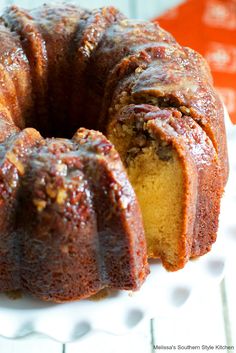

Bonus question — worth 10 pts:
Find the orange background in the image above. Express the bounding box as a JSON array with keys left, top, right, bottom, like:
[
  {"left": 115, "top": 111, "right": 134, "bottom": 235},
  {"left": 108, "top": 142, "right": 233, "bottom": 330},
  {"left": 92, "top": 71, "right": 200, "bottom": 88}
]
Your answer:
[{"left": 154, "top": 0, "right": 236, "bottom": 124}]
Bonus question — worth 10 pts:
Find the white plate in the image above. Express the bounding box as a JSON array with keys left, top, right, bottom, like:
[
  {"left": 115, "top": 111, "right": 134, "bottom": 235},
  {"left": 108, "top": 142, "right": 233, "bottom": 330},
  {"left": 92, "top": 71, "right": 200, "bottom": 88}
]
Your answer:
[{"left": 0, "top": 109, "right": 235, "bottom": 343}]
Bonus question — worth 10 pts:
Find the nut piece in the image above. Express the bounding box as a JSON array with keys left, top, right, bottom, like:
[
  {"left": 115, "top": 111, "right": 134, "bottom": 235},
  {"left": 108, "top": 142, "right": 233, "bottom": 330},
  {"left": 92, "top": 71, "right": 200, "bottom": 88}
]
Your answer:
[
  {"left": 179, "top": 106, "right": 191, "bottom": 115},
  {"left": 157, "top": 143, "right": 173, "bottom": 161},
  {"left": 135, "top": 67, "right": 143, "bottom": 74},
  {"left": 126, "top": 147, "right": 140, "bottom": 165},
  {"left": 7, "top": 152, "right": 25, "bottom": 175},
  {"left": 46, "top": 184, "right": 57, "bottom": 198},
  {"left": 133, "top": 133, "right": 147, "bottom": 147},
  {"left": 56, "top": 189, "right": 67, "bottom": 204},
  {"left": 56, "top": 163, "right": 67, "bottom": 175},
  {"left": 33, "top": 199, "right": 47, "bottom": 212}
]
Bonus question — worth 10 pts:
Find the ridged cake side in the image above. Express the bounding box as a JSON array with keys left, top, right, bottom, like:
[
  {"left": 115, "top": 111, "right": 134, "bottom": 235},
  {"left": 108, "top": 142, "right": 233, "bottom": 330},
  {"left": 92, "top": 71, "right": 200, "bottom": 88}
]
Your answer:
[
  {"left": 0, "top": 129, "right": 42, "bottom": 290},
  {"left": 15, "top": 129, "right": 148, "bottom": 302}
]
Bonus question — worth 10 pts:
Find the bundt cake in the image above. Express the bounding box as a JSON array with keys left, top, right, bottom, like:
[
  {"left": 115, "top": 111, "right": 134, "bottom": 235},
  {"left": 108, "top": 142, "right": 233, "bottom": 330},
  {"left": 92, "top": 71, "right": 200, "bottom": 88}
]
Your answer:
[{"left": 0, "top": 3, "right": 228, "bottom": 301}]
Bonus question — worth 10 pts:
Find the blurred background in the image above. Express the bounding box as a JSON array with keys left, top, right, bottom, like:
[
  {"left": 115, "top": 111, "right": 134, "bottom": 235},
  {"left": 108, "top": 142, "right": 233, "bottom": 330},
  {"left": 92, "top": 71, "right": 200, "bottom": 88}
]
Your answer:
[{"left": 0, "top": 0, "right": 235, "bottom": 352}]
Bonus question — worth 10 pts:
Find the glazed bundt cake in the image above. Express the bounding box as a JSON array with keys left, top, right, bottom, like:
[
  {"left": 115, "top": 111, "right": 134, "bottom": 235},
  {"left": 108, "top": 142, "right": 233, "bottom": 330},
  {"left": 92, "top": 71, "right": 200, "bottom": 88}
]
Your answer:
[{"left": 0, "top": 3, "right": 228, "bottom": 301}]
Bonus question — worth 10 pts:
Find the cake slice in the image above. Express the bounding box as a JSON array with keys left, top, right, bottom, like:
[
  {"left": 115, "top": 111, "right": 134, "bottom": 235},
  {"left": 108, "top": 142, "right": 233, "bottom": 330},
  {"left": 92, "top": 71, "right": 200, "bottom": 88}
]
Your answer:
[{"left": 108, "top": 104, "right": 222, "bottom": 270}]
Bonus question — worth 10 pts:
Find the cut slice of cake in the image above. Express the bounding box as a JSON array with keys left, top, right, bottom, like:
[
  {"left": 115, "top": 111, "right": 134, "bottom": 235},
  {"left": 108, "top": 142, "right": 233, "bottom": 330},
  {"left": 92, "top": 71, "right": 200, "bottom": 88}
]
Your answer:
[{"left": 108, "top": 104, "right": 222, "bottom": 270}]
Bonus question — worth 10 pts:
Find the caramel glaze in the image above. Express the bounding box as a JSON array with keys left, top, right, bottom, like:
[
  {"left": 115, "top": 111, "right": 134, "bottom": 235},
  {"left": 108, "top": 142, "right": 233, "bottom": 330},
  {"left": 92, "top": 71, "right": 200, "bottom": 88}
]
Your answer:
[
  {"left": 0, "top": 3, "right": 228, "bottom": 300},
  {"left": 93, "top": 21, "right": 228, "bottom": 185}
]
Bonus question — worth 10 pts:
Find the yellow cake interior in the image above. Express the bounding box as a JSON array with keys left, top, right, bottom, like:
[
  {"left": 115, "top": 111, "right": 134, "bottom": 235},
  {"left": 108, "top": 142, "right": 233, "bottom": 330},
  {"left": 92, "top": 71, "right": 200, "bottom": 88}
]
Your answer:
[{"left": 109, "top": 121, "right": 185, "bottom": 270}]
